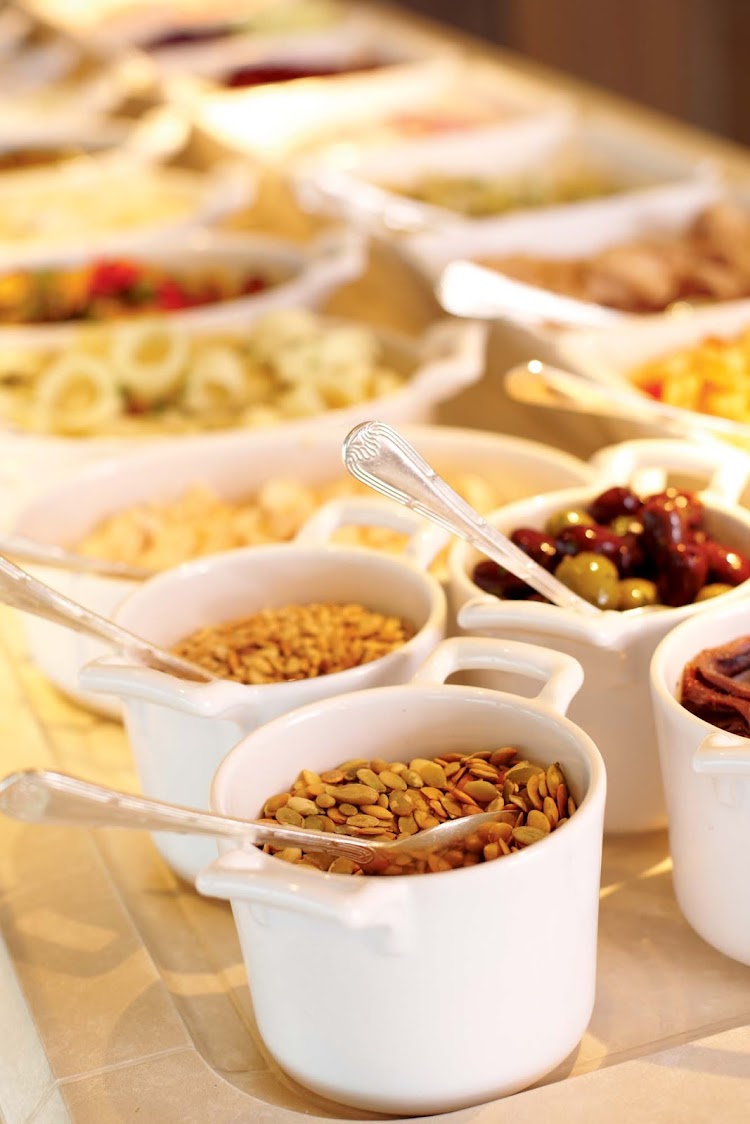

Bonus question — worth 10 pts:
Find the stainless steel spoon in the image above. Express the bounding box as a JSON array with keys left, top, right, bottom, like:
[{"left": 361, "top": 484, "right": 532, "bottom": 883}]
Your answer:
[
  {"left": 342, "top": 420, "right": 601, "bottom": 616},
  {"left": 437, "top": 260, "right": 624, "bottom": 328},
  {"left": 0, "top": 533, "right": 153, "bottom": 580},
  {"left": 504, "top": 359, "right": 745, "bottom": 441},
  {"left": 0, "top": 555, "right": 214, "bottom": 682},
  {"left": 0, "top": 769, "right": 514, "bottom": 868}
]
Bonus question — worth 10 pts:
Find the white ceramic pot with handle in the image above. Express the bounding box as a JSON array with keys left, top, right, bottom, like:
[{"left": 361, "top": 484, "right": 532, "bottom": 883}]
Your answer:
[
  {"left": 451, "top": 440, "right": 750, "bottom": 833},
  {"left": 651, "top": 598, "right": 750, "bottom": 965},
  {"left": 197, "top": 636, "right": 606, "bottom": 1116},
  {"left": 79, "top": 498, "right": 448, "bottom": 882}
]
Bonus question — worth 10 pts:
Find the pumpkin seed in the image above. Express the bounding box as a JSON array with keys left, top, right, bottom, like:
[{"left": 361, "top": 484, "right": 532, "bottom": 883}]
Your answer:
[
  {"left": 512, "top": 825, "right": 546, "bottom": 846},
  {"left": 527, "top": 809, "right": 552, "bottom": 834},
  {"left": 356, "top": 768, "right": 386, "bottom": 792}
]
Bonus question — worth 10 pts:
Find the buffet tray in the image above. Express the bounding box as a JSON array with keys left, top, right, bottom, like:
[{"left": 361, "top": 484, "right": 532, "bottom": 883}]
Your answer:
[{"left": 1, "top": 601, "right": 749, "bottom": 1124}]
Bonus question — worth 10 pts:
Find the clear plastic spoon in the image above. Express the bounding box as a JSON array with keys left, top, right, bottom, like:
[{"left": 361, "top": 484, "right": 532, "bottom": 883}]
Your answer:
[
  {"left": 0, "top": 555, "right": 214, "bottom": 681},
  {"left": 0, "top": 769, "right": 516, "bottom": 868},
  {"left": 342, "top": 420, "right": 601, "bottom": 616}
]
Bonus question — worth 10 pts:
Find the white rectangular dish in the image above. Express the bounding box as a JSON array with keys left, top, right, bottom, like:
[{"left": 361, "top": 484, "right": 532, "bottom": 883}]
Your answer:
[
  {"left": 408, "top": 176, "right": 729, "bottom": 359},
  {"left": 556, "top": 299, "right": 750, "bottom": 444},
  {"left": 293, "top": 111, "right": 712, "bottom": 235}
]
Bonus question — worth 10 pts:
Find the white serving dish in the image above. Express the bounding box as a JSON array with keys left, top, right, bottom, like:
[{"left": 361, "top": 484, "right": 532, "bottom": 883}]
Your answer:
[
  {"left": 557, "top": 299, "right": 750, "bottom": 446},
  {"left": 0, "top": 317, "right": 486, "bottom": 523},
  {"left": 0, "top": 226, "right": 364, "bottom": 346},
  {"left": 0, "top": 152, "right": 253, "bottom": 269},
  {"left": 198, "top": 635, "right": 605, "bottom": 1114},
  {"left": 293, "top": 111, "right": 712, "bottom": 235},
  {"left": 0, "top": 104, "right": 189, "bottom": 177},
  {"left": 170, "top": 37, "right": 464, "bottom": 161},
  {"left": 450, "top": 440, "right": 750, "bottom": 834},
  {"left": 11, "top": 421, "right": 592, "bottom": 712},
  {"left": 78, "top": 502, "right": 449, "bottom": 881},
  {"left": 651, "top": 598, "right": 750, "bottom": 966},
  {"left": 408, "top": 176, "right": 726, "bottom": 352}
]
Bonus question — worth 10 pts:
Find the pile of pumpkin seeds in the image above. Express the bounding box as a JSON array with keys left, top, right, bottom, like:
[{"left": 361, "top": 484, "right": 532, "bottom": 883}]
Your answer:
[{"left": 257, "top": 748, "right": 577, "bottom": 876}]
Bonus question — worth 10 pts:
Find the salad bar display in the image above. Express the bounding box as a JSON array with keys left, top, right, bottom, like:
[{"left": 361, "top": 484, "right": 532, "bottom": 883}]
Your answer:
[{"left": 0, "top": 2, "right": 748, "bottom": 1123}]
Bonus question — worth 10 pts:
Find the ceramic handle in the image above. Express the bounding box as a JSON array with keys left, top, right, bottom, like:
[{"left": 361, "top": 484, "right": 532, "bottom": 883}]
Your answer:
[
  {"left": 457, "top": 595, "right": 622, "bottom": 652},
  {"left": 592, "top": 438, "right": 750, "bottom": 504},
  {"left": 692, "top": 730, "right": 750, "bottom": 776},
  {"left": 196, "top": 850, "right": 415, "bottom": 956},
  {"left": 78, "top": 658, "right": 254, "bottom": 723},
  {"left": 292, "top": 496, "right": 448, "bottom": 570},
  {"left": 411, "top": 636, "right": 584, "bottom": 714},
  {"left": 411, "top": 318, "right": 488, "bottom": 399}
]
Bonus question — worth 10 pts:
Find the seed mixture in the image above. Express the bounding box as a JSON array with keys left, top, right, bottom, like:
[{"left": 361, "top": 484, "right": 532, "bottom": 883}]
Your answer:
[
  {"left": 259, "top": 748, "right": 576, "bottom": 875},
  {"left": 171, "top": 602, "right": 415, "bottom": 685},
  {"left": 74, "top": 470, "right": 503, "bottom": 573}
]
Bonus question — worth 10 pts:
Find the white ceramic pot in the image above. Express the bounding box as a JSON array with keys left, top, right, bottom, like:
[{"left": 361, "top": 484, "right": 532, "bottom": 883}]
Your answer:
[
  {"left": 79, "top": 499, "right": 448, "bottom": 882},
  {"left": 197, "top": 635, "right": 606, "bottom": 1116},
  {"left": 451, "top": 441, "right": 750, "bottom": 833},
  {"left": 12, "top": 421, "right": 591, "bottom": 712},
  {"left": 651, "top": 599, "right": 750, "bottom": 965}
]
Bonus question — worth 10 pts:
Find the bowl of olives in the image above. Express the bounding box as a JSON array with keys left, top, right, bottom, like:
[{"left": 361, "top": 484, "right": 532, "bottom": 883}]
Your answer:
[{"left": 450, "top": 442, "right": 750, "bottom": 833}]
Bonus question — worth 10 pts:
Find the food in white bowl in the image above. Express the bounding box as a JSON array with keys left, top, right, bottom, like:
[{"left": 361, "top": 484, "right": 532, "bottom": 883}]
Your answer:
[
  {"left": 558, "top": 300, "right": 750, "bottom": 447},
  {"left": 0, "top": 309, "right": 419, "bottom": 437},
  {"left": 0, "top": 158, "right": 252, "bottom": 268},
  {"left": 651, "top": 600, "right": 750, "bottom": 965},
  {"left": 77, "top": 508, "right": 449, "bottom": 879},
  {"left": 10, "top": 423, "right": 592, "bottom": 711},
  {"left": 257, "top": 743, "right": 577, "bottom": 876},
  {"left": 451, "top": 440, "right": 750, "bottom": 833},
  {"left": 198, "top": 635, "right": 605, "bottom": 1113},
  {"left": 295, "top": 111, "right": 704, "bottom": 232}
]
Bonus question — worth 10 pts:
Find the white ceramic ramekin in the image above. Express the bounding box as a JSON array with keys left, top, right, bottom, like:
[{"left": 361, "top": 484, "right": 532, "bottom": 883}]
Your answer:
[
  {"left": 12, "top": 421, "right": 591, "bottom": 711},
  {"left": 79, "top": 499, "right": 448, "bottom": 882},
  {"left": 651, "top": 599, "right": 750, "bottom": 965},
  {"left": 451, "top": 440, "right": 750, "bottom": 833},
  {"left": 197, "top": 635, "right": 605, "bottom": 1116}
]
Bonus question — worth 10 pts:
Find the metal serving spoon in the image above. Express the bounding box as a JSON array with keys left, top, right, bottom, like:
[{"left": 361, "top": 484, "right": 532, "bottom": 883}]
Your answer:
[
  {"left": 342, "top": 420, "right": 600, "bottom": 616},
  {"left": 437, "top": 260, "right": 623, "bottom": 328},
  {"left": 0, "top": 769, "right": 513, "bottom": 868},
  {"left": 0, "top": 533, "right": 153, "bottom": 580},
  {"left": 504, "top": 359, "right": 747, "bottom": 442},
  {"left": 0, "top": 556, "right": 213, "bottom": 682}
]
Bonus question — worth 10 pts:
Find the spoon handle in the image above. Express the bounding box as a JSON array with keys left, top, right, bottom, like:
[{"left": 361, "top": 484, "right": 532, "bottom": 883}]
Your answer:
[
  {"left": 343, "top": 421, "right": 600, "bottom": 615},
  {"left": 504, "top": 360, "right": 750, "bottom": 445},
  {"left": 0, "top": 556, "right": 213, "bottom": 681},
  {"left": 0, "top": 532, "right": 154, "bottom": 580},
  {"left": 0, "top": 769, "right": 376, "bottom": 862}
]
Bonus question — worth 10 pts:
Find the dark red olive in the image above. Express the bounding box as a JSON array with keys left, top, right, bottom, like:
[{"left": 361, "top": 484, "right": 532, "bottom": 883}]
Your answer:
[
  {"left": 588, "top": 486, "right": 642, "bottom": 524},
  {"left": 472, "top": 559, "right": 532, "bottom": 600},
  {"left": 510, "top": 527, "right": 558, "bottom": 571},
  {"left": 704, "top": 540, "right": 750, "bottom": 586},
  {"left": 664, "top": 488, "right": 703, "bottom": 529},
  {"left": 556, "top": 524, "right": 642, "bottom": 576},
  {"left": 656, "top": 543, "right": 709, "bottom": 606},
  {"left": 640, "top": 495, "right": 688, "bottom": 560}
]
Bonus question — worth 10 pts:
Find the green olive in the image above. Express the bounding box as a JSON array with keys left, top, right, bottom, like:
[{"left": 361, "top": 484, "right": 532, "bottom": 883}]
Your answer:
[
  {"left": 617, "top": 578, "right": 659, "bottom": 611},
  {"left": 694, "top": 583, "right": 734, "bottom": 602},
  {"left": 610, "top": 515, "right": 643, "bottom": 537},
  {"left": 545, "top": 507, "right": 596, "bottom": 538},
  {"left": 554, "top": 552, "right": 620, "bottom": 609}
]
